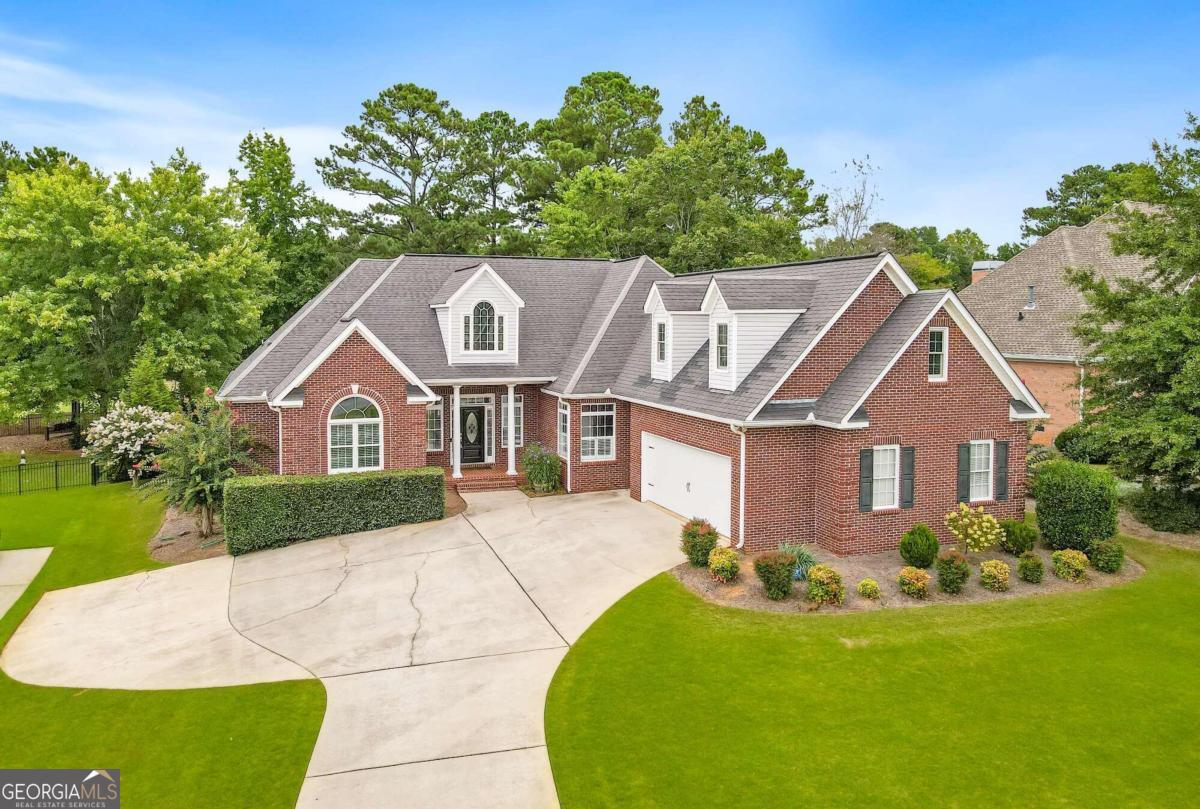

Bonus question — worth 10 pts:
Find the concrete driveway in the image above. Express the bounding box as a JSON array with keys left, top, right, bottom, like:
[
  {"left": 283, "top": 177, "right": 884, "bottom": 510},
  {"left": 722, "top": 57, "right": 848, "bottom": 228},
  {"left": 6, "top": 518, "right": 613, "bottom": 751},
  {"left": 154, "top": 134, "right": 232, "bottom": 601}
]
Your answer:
[{"left": 2, "top": 489, "right": 683, "bottom": 807}]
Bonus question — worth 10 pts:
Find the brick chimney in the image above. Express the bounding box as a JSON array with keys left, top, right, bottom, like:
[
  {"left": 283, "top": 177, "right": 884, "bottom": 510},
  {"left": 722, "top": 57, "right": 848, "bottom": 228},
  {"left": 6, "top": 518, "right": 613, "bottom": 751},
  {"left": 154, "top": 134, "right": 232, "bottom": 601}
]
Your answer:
[{"left": 971, "top": 260, "right": 1004, "bottom": 284}]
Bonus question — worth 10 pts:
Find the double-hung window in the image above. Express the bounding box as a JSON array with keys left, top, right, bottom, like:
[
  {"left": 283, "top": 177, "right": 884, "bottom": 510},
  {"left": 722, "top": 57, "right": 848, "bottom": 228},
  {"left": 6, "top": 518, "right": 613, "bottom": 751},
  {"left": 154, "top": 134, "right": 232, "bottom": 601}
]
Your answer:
[
  {"left": 655, "top": 321, "right": 667, "bottom": 363},
  {"left": 500, "top": 394, "right": 524, "bottom": 447},
  {"left": 580, "top": 403, "right": 615, "bottom": 461},
  {"left": 715, "top": 322, "right": 730, "bottom": 370},
  {"left": 329, "top": 395, "right": 382, "bottom": 472},
  {"left": 425, "top": 401, "right": 443, "bottom": 452},
  {"left": 871, "top": 444, "right": 900, "bottom": 510},
  {"left": 969, "top": 439, "right": 993, "bottom": 501},
  {"left": 928, "top": 327, "right": 948, "bottom": 381},
  {"left": 557, "top": 400, "right": 569, "bottom": 458}
]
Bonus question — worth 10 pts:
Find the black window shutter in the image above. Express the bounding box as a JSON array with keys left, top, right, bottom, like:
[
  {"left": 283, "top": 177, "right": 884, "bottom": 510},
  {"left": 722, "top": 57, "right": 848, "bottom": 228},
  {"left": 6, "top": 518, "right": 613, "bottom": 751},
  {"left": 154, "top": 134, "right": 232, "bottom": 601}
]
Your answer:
[
  {"left": 858, "top": 448, "right": 873, "bottom": 512},
  {"left": 995, "top": 440, "right": 1009, "bottom": 501},
  {"left": 901, "top": 447, "right": 915, "bottom": 509},
  {"left": 956, "top": 443, "right": 971, "bottom": 504}
]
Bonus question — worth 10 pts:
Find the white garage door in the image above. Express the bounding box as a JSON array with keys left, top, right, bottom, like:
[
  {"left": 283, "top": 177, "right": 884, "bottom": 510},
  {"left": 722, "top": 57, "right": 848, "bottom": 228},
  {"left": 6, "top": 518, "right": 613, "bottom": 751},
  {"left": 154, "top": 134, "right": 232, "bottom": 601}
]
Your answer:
[{"left": 640, "top": 432, "right": 732, "bottom": 537}]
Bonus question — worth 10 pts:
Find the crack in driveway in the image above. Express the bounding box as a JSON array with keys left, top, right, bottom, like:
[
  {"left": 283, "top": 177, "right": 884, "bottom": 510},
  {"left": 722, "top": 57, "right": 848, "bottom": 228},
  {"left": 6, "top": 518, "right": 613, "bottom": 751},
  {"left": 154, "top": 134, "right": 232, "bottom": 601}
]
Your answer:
[
  {"left": 238, "top": 537, "right": 353, "bottom": 632},
  {"left": 405, "top": 554, "right": 430, "bottom": 666}
]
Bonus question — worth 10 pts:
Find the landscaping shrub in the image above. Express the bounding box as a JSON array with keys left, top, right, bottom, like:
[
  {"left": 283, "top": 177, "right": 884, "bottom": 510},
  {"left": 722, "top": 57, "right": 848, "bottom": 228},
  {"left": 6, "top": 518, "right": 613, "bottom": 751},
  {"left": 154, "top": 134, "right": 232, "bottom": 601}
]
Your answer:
[
  {"left": 935, "top": 549, "right": 971, "bottom": 594},
  {"left": 1054, "top": 422, "right": 1111, "bottom": 464},
  {"left": 778, "top": 542, "right": 816, "bottom": 580},
  {"left": 999, "top": 519, "right": 1038, "bottom": 555},
  {"left": 1017, "top": 552, "right": 1044, "bottom": 583},
  {"left": 754, "top": 552, "right": 798, "bottom": 600},
  {"left": 857, "top": 578, "right": 881, "bottom": 600},
  {"left": 806, "top": 564, "right": 846, "bottom": 606},
  {"left": 898, "top": 566, "right": 930, "bottom": 599},
  {"left": 1124, "top": 485, "right": 1200, "bottom": 533},
  {"left": 1090, "top": 539, "right": 1125, "bottom": 574},
  {"left": 223, "top": 468, "right": 445, "bottom": 555},
  {"left": 945, "top": 503, "right": 1003, "bottom": 555},
  {"left": 899, "top": 523, "right": 939, "bottom": 568},
  {"left": 520, "top": 443, "right": 561, "bottom": 492},
  {"left": 707, "top": 547, "right": 740, "bottom": 583},
  {"left": 681, "top": 519, "right": 720, "bottom": 567},
  {"left": 1034, "top": 460, "right": 1118, "bottom": 551},
  {"left": 979, "top": 559, "right": 1011, "bottom": 592},
  {"left": 1052, "top": 549, "right": 1089, "bottom": 582}
]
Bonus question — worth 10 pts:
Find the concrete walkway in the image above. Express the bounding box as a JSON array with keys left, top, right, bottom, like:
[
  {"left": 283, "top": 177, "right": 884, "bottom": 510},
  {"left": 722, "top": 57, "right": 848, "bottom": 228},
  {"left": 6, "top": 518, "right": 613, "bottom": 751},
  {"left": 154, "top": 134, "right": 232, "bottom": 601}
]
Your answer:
[
  {"left": 1, "top": 489, "right": 683, "bottom": 808},
  {"left": 0, "top": 547, "right": 52, "bottom": 618}
]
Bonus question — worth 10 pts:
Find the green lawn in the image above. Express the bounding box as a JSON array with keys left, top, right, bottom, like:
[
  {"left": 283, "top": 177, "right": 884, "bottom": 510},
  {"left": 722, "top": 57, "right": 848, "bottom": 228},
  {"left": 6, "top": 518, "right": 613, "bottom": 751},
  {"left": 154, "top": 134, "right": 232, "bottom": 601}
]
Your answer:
[
  {"left": 0, "top": 449, "right": 79, "bottom": 465},
  {"left": 547, "top": 538, "right": 1200, "bottom": 808},
  {"left": 0, "top": 484, "right": 326, "bottom": 808}
]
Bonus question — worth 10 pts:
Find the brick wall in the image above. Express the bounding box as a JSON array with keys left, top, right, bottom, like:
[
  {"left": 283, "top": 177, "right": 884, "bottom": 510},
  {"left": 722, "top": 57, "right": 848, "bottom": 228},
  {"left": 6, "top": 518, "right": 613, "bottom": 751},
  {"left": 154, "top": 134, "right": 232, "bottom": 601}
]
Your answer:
[
  {"left": 229, "top": 401, "right": 279, "bottom": 473},
  {"left": 628, "top": 403, "right": 742, "bottom": 545},
  {"left": 772, "top": 272, "right": 904, "bottom": 400},
  {"left": 743, "top": 426, "right": 812, "bottom": 550},
  {"left": 427, "top": 384, "right": 544, "bottom": 472},
  {"left": 1010, "top": 359, "right": 1077, "bottom": 445},
  {"left": 567, "top": 398, "right": 630, "bottom": 492}
]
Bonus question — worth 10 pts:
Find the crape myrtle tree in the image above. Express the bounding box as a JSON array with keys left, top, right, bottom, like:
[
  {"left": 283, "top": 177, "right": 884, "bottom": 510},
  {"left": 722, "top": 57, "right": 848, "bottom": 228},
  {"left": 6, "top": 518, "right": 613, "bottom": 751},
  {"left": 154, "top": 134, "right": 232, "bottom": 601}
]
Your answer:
[
  {"left": 0, "top": 151, "right": 273, "bottom": 419},
  {"left": 1070, "top": 113, "right": 1200, "bottom": 494}
]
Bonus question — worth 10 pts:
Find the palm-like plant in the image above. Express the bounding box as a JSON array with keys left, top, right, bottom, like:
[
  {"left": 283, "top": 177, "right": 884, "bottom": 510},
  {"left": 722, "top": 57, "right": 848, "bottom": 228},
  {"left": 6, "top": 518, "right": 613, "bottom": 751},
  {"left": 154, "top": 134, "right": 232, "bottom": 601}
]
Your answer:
[{"left": 147, "top": 393, "right": 258, "bottom": 537}]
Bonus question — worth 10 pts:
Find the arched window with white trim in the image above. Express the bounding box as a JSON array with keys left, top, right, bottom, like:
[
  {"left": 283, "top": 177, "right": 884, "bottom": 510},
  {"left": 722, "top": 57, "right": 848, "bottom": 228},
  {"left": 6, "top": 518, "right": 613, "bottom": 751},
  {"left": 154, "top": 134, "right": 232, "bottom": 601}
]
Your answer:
[
  {"left": 328, "top": 395, "right": 382, "bottom": 472},
  {"left": 463, "top": 301, "right": 504, "bottom": 352}
]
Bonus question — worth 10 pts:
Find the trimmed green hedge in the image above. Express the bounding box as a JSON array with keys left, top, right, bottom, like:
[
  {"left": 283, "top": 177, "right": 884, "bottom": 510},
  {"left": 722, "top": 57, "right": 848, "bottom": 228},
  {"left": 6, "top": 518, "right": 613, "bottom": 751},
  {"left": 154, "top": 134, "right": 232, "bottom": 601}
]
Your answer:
[
  {"left": 1033, "top": 460, "right": 1117, "bottom": 552},
  {"left": 223, "top": 468, "right": 445, "bottom": 555}
]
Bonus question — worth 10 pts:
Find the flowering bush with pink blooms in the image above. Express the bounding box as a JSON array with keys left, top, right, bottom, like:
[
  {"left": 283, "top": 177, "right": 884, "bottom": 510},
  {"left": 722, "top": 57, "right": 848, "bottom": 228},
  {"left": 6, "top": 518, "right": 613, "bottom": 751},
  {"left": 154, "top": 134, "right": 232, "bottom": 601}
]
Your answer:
[{"left": 83, "top": 401, "right": 178, "bottom": 483}]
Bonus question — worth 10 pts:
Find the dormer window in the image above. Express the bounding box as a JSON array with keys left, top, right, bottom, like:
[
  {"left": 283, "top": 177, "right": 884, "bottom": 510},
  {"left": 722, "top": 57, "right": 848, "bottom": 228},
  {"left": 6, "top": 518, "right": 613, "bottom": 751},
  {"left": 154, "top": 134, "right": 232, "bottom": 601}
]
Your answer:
[
  {"left": 715, "top": 322, "right": 730, "bottom": 370},
  {"left": 655, "top": 321, "right": 667, "bottom": 362},
  {"left": 463, "top": 301, "right": 505, "bottom": 352}
]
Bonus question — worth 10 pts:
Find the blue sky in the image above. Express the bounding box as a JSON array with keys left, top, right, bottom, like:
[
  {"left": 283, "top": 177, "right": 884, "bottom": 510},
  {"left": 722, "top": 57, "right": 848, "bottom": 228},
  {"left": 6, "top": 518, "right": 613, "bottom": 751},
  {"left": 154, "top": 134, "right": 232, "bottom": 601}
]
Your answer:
[{"left": 1, "top": 1, "right": 1198, "bottom": 246}]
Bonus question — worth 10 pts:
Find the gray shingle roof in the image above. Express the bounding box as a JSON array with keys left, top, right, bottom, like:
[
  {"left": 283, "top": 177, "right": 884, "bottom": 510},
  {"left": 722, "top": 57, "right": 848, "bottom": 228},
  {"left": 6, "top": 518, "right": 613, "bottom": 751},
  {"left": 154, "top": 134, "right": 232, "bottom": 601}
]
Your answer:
[
  {"left": 811, "top": 291, "right": 947, "bottom": 422},
  {"left": 654, "top": 281, "right": 707, "bottom": 312},
  {"left": 711, "top": 277, "right": 817, "bottom": 310},
  {"left": 959, "top": 210, "right": 1152, "bottom": 360}
]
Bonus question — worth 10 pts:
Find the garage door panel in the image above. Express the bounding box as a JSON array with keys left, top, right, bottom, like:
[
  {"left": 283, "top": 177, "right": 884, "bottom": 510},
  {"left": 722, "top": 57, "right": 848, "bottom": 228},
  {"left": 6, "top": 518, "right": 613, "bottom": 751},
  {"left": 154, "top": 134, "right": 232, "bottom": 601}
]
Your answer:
[{"left": 641, "top": 432, "right": 732, "bottom": 537}]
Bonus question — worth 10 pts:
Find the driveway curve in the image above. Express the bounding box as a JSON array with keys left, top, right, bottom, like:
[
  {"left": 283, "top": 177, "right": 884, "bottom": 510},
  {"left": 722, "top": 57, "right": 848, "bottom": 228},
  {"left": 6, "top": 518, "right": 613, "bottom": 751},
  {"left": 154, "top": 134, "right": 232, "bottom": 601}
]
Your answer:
[{"left": 1, "top": 489, "right": 683, "bottom": 808}]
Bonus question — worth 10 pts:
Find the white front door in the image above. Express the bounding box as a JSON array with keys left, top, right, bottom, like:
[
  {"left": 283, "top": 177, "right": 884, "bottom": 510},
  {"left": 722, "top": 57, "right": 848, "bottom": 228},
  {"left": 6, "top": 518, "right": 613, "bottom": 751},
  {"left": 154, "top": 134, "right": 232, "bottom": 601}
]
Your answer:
[{"left": 640, "top": 432, "right": 732, "bottom": 537}]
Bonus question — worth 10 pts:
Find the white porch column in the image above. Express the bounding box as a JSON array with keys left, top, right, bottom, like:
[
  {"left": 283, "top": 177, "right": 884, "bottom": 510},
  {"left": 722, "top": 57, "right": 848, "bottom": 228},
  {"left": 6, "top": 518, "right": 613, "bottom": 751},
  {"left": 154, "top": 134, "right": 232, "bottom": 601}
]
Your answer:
[
  {"left": 506, "top": 383, "right": 517, "bottom": 476},
  {"left": 452, "top": 385, "right": 463, "bottom": 479}
]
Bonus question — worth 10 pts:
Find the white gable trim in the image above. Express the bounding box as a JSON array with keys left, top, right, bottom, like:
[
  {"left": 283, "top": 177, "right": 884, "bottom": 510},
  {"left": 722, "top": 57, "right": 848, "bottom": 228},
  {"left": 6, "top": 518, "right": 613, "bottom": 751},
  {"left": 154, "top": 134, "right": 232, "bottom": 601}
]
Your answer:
[
  {"left": 700, "top": 278, "right": 726, "bottom": 314},
  {"left": 436, "top": 263, "right": 526, "bottom": 309},
  {"left": 836, "top": 292, "right": 1048, "bottom": 424},
  {"left": 746, "top": 253, "right": 916, "bottom": 420},
  {"left": 269, "top": 319, "right": 435, "bottom": 406}
]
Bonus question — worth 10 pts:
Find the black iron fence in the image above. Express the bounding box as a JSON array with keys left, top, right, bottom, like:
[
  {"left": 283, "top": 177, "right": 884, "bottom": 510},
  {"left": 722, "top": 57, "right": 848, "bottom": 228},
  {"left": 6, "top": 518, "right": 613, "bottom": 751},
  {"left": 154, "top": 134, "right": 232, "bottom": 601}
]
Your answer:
[{"left": 0, "top": 458, "right": 100, "bottom": 496}]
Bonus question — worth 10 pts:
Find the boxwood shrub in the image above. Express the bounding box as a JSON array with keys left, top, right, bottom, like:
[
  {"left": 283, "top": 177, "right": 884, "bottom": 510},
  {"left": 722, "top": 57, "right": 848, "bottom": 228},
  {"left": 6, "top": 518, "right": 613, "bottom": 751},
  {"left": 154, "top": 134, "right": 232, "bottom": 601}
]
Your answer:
[
  {"left": 1090, "top": 538, "right": 1125, "bottom": 574},
  {"left": 754, "top": 551, "right": 798, "bottom": 600},
  {"left": 1033, "top": 460, "right": 1118, "bottom": 552},
  {"left": 899, "top": 523, "right": 939, "bottom": 568},
  {"left": 999, "top": 519, "right": 1038, "bottom": 555},
  {"left": 935, "top": 549, "right": 971, "bottom": 594},
  {"left": 223, "top": 468, "right": 445, "bottom": 555},
  {"left": 1017, "top": 551, "right": 1044, "bottom": 583}
]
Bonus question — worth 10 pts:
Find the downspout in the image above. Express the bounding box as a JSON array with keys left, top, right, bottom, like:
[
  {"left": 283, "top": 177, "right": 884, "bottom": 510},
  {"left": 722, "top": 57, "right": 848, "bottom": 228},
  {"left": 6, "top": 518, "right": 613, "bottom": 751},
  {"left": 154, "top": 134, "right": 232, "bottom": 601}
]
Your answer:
[
  {"left": 1076, "top": 360, "right": 1085, "bottom": 422},
  {"left": 731, "top": 425, "right": 747, "bottom": 549},
  {"left": 266, "top": 392, "right": 284, "bottom": 474}
]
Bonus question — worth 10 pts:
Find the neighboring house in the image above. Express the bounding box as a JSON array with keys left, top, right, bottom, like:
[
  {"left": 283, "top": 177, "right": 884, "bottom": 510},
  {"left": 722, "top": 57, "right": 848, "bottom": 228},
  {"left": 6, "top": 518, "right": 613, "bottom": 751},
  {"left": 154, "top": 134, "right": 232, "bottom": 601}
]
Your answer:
[
  {"left": 218, "top": 252, "right": 1045, "bottom": 555},
  {"left": 960, "top": 207, "right": 1152, "bottom": 444}
]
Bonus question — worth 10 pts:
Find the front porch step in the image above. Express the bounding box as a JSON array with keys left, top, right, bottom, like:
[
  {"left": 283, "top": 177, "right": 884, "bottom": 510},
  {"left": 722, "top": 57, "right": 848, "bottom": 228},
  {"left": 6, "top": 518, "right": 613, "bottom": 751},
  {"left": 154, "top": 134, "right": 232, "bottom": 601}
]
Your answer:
[{"left": 446, "top": 471, "right": 525, "bottom": 493}]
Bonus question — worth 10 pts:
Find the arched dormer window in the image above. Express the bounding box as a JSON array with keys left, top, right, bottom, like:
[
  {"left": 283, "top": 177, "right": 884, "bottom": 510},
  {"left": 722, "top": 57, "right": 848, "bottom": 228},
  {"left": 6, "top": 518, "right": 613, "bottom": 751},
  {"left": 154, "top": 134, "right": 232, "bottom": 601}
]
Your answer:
[
  {"left": 462, "top": 301, "right": 505, "bottom": 352},
  {"left": 328, "top": 395, "right": 382, "bottom": 472}
]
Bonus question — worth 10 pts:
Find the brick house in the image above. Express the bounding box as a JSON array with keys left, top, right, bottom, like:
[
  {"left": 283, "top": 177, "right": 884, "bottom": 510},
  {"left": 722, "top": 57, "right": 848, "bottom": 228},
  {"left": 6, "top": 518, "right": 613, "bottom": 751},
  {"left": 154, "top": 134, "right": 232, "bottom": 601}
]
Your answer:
[
  {"left": 218, "top": 252, "right": 1046, "bottom": 554},
  {"left": 960, "top": 206, "right": 1153, "bottom": 444}
]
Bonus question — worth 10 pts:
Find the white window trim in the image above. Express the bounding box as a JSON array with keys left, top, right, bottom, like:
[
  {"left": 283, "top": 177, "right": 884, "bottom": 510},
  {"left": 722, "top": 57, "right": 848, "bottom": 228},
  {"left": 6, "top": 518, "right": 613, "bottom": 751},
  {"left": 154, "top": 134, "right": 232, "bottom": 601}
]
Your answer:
[
  {"left": 458, "top": 394, "right": 495, "bottom": 463},
  {"left": 557, "top": 399, "right": 570, "bottom": 459},
  {"left": 463, "top": 300, "right": 507, "bottom": 354},
  {"left": 653, "top": 318, "right": 669, "bottom": 366},
  {"left": 871, "top": 444, "right": 901, "bottom": 511},
  {"left": 928, "top": 326, "right": 948, "bottom": 382},
  {"left": 328, "top": 395, "right": 383, "bottom": 474},
  {"left": 969, "top": 439, "right": 994, "bottom": 502},
  {"left": 580, "top": 403, "right": 616, "bottom": 462},
  {"left": 500, "top": 394, "right": 524, "bottom": 448},
  {"left": 426, "top": 400, "right": 443, "bottom": 452},
  {"left": 715, "top": 321, "right": 731, "bottom": 370}
]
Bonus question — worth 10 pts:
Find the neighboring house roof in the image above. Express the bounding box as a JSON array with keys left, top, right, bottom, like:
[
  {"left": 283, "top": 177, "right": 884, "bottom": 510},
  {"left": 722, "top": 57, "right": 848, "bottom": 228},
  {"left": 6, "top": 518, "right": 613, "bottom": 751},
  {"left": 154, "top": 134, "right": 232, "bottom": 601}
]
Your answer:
[
  {"left": 959, "top": 209, "right": 1153, "bottom": 360},
  {"left": 220, "top": 249, "right": 1044, "bottom": 426}
]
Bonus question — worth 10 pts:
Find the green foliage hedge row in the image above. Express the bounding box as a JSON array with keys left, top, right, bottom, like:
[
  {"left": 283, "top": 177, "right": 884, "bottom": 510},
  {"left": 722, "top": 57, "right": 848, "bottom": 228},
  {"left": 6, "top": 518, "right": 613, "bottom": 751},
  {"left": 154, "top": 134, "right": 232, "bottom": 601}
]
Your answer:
[
  {"left": 223, "top": 468, "right": 445, "bottom": 555},
  {"left": 1053, "top": 422, "right": 1111, "bottom": 464},
  {"left": 1033, "top": 460, "right": 1118, "bottom": 551}
]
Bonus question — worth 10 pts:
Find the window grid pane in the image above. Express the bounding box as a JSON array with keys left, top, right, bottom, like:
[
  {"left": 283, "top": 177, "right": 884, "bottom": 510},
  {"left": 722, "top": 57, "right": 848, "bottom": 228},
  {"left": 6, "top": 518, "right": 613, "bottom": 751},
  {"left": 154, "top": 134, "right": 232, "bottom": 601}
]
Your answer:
[
  {"left": 501, "top": 396, "right": 523, "bottom": 448},
  {"left": 928, "top": 330, "right": 945, "bottom": 377},
  {"left": 872, "top": 446, "right": 898, "bottom": 509},
  {"left": 472, "top": 302, "right": 495, "bottom": 351},
  {"left": 970, "top": 442, "right": 992, "bottom": 500},
  {"left": 426, "top": 405, "right": 442, "bottom": 451},
  {"left": 557, "top": 402, "right": 569, "bottom": 457},
  {"left": 716, "top": 323, "right": 729, "bottom": 369},
  {"left": 497, "top": 316, "right": 505, "bottom": 351},
  {"left": 656, "top": 322, "right": 667, "bottom": 362},
  {"left": 580, "top": 405, "right": 615, "bottom": 460}
]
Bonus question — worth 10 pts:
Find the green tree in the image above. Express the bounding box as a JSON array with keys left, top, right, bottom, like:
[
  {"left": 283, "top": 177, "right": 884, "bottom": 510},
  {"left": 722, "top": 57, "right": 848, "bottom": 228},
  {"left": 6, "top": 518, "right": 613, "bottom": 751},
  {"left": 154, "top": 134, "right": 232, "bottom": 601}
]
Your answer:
[
  {"left": 121, "top": 347, "right": 180, "bottom": 412},
  {"left": 461, "top": 111, "right": 536, "bottom": 253},
  {"left": 232, "top": 131, "right": 337, "bottom": 331},
  {"left": 1071, "top": 114, "right": 1200, "bottom": 493},
  {"left": 1022, "top": 162, "right": 1163, "bottom": 238},
  {"left": 995, "top": 241, "right": 1025, "bottom": 261},
  {"left": 937, "top": 228, "right": 990, "bottom": 289},
  {"left": 0, "top": 152, "right": 273, "bottom": 417},
  {"left": 0, "top": 142, "right": 80, "bottom": 193},
  {"left": 896, "top": 252, "right": 953, "bottom": 289},
  {"left": 317, "top": 83, "right": 473, "bottom": 252},
  {"left": 520, "top": 71, "right": 663, "bottom": 215},
  {"left": 149, "top": 395, "right": 257, "bottom": 537}
]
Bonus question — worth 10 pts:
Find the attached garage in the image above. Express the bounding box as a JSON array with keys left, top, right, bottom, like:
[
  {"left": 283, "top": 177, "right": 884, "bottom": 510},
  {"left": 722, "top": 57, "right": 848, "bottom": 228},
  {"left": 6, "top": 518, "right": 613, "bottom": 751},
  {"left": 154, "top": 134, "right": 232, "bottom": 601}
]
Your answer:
[{"left": 640, "top": 432, "right": 732, "bottom": 537}]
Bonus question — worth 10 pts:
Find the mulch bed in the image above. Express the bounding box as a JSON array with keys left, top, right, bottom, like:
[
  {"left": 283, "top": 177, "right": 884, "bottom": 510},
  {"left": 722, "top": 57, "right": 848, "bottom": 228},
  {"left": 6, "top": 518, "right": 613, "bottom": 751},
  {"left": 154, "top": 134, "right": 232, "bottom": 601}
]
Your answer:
[
  {"left": 445, "top": 486, "right": 468, "bottom": 517},
  {"left": 1117, "top": 509, "right": 1200, "bottom": 551},
  {"left": 674, "top": 543, "right": 1144, "bottom": 614},
  {"left": 148, "top": 506, "right": 228, "bottom": 564}
]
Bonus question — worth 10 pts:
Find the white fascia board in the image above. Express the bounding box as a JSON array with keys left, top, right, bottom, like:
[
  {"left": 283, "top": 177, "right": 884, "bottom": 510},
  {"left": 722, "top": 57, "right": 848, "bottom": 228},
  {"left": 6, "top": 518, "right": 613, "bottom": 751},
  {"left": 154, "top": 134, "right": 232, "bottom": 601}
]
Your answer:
[
  {"left": 429, "top": 376, "right": 555, "bottom": 385},
  {"left": 700, "top": 278, "right": 725, "bottom": 314},
  {"left": 219, "top": 394, "right": 267, "bottom": 403},
  {"left": 1005, "top": 352, "right": 1079, "bottom": 364},
  {"left": 269, "top": 319, "right": 435, "bottom": 406},
  {"left": 612, "top": 393, "right": 741, "bottom": 426},
  {"left": 219, "top": 258, "right": 366, "bottom": 397},
  {"left": 442, "top": 263, "right": 526, "bottom": 309},
  {"left": 1009, "top": 406, "right": 1046, "bottom": 421},
  {"left": 643, "top": 284, "right": 663, "bottom": 314},
  {"left": 746, "top": 258, "right": 897, "bottom": 420},
  {"left": 876, "top": 252, "right": 920, "bottom": 295}
]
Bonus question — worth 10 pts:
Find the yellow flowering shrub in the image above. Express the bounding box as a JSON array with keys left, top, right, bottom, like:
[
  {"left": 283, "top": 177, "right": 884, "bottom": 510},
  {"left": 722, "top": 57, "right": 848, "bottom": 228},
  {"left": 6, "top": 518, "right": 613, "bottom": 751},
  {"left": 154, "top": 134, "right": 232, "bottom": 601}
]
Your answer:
[
  {"left": 945, "top": 503, "right": 1004, "bottom": 554},
  {"left": 898, "top": 566, "right": 930, "bottom": 598}
]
